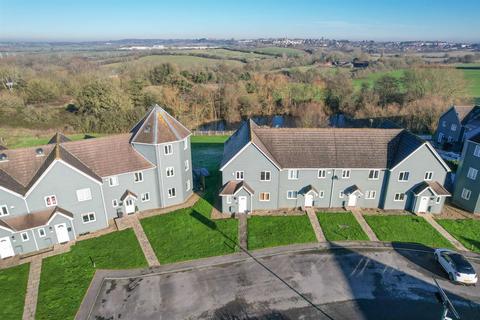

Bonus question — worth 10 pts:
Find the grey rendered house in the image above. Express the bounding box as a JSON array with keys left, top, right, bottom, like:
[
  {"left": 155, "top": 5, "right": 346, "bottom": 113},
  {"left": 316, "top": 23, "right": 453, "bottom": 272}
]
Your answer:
[
  {"left": 433, "top": 105, "right": 480, "bottom": 151},
  {"left": 219, "top": 120, "right": 451, "bottom": 215},
  {"left": 453, "top": 133, "right": 480, "bottom": 214},
  {"left": 0, "top": 105, "right": 193, "bottom": 258}
]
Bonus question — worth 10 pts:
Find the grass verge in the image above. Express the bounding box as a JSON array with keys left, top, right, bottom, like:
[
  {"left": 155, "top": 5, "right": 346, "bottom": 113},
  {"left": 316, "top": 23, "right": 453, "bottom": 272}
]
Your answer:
[
  {"left": 437, "top": 219, "right": 480, "bottom": 253},
  {"left": 364, "top": 215, "right": 453, "bottom": 248},
  {"left": 0, "top": 263, "right": 30, "bottom": 320},
  {"left": 317, "top": 212, "right": 369, "bottom": 241},
  {"left": 36, "top": 229, "right": 147, "bottom": 320},
  {"left": 141, "top": 198, "right": 238, "bottom": 264},
  {"left": 247, "top": 215, "right": 316, "bottom": 250}
]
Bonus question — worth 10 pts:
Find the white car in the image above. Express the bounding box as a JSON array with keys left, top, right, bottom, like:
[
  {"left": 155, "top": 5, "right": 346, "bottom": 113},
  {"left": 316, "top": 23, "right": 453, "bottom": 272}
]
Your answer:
[{"left": 434, "top": 248, "right": 477, "bottom": 285}]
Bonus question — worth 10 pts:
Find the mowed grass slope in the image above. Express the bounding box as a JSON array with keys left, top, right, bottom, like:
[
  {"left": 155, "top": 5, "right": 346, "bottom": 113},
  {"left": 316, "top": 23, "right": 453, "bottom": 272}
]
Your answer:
[
  {"left": 248, "top": 215, "right": 316, "bottom": 250},
  {"left": 437, "top": 219, "right": 480, "bottom": 253},
  {"left": 0, "top": 263, "right": 30, "bottom": 320},
  {"left": 364, "top": 215, "right": 453, "bottom": 248},
  {"left": 254, "top": 47, "right": 305, "bottom": 57},
  {"left": 317, "top": 212, "right": 369, "bottom": 241},
  {"left": 141, "top": 198, "right": 238, "bottom": 264},
  {"left": 36, "top": 229, "right": 147, "bottom": 320}
]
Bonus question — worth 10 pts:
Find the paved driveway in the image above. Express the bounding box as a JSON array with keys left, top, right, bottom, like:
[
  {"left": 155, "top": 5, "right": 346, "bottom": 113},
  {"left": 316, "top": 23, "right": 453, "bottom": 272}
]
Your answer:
[{"left": 83, "top": 245, "right": 480, "bottom": 320}]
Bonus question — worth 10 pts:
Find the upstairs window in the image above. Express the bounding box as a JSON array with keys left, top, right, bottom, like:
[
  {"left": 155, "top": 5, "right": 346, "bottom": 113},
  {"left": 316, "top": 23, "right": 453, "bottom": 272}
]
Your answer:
[
  {"left": 318, "top": 169, "right": 326, "bottom": 179},
  {"left": 442, "top": 121, "right": 447, "bottom": 128},
  {"left": 260, "top": 171, "right": 271, "bottom": 181},
  {"left": 184, "top": 138, "right": 188, "bottom": 150},
  {"left": 134, "top": 171, "right": 143, "bottom": 183},
  {"left": 341, "top": 169, "right": 351, "bottom": 179},
  {"left": 168, "top": 188, "right": 176, "bottom": 198},
  {"left": 368, "top": 170, "right": 379, "bottom": 180},
  {"left": 451, "top": 124, "right": 457, "bottom": 131},
  {"left": 166, "top": 167, "right": 175, "bottom": 177},
  {"left": 424, "top": 171, "right": 433, "bottom": 181},
  {"left": 288, "top": 169, "right": 299, "bottom": 180},
  {"left": 45, "top": 195, "right": 57, "bottom": 207},
  {"left": 235, "top": 171, "right": 244, "bottom": 180},
  {"left": 467, "top": 167, "right": 478, "bottom": 180},
  {"left": 76, "top": 188, "right": 92, "bottom": 202},
  {"left": 398, "top": 171, "right": 410, "bottom": 182},
  {"left": 108, "top": 176, "right": 119, "bottom": 187},
  {"left": 0, "top": 205, "right": 9, "bottom": 216},
  {"left": 474, "top": 145, "right": 480, "bottom": 157},
  {"left": 164, "top": 144, "right": 173, "bottom": 155}
]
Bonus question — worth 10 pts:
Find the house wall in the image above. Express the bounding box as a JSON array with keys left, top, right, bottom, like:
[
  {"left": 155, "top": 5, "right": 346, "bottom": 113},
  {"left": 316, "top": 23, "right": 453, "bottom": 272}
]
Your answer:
[
  {"left": 0, "top": 189, "right": 28, "bottom": 216},
  {"left": 434, "top": 109, "right": 463, "bottom": 146},
  {"left": 453, "top": 140, "right": 480, "bottom": 213}
]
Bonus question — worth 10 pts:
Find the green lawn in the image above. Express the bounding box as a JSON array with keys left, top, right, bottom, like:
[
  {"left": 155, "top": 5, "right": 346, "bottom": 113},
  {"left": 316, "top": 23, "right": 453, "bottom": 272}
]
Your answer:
[
  {"left": 191, "top": 135, "right": 230, "bottom": 144},
  {"left": 141, "top": 198, "right": 238, "bottom": 264},
  {"left": 0, "top": 263, "right": 30, "bottom": 320},
  {"left": 247, "top": 215, "right": 316, "bottom": 250},
  {"left": 36, "top": 229, "right": 147, "bottom": 320},
  {"left": 317, "top": 212, "right": 369, "bottom": 241},
  {"left": 461, "top": 69, "right": 480, "bottom": 103},
  {"left": 364, "top": 215, "right": 453, "bottom": 248},
  {"left": 353, "top": 69, "right": 406, "bottom": 91},
  {"left": 437, "top": 219, "right": 480, "bottom": 253},
  {"left": 5, "top": 132, "right": 106, "bottom": 149}
]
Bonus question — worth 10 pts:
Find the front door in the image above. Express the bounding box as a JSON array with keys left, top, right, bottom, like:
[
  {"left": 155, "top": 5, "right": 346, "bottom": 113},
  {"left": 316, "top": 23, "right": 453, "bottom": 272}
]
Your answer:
[
  {"left": 238, "top": 196, "right": 247, "bottom": 213},
  {"left": 54, "top": 223, "right": 70, "bottom": 244},
  {"left": 418, "top": 196, "right": 429, "bottom": 213},
  {"left": 0, "top": 236, "right": 14, "bottom": 259},
  {"left": 125, "top": 199, "right": 135, "bottom": 214},
  {"left": 304, "top": 193, "right": 314, "bottom": 207},
  {"left": 348, "top": 194, "right": 357, "bottom": 207}
]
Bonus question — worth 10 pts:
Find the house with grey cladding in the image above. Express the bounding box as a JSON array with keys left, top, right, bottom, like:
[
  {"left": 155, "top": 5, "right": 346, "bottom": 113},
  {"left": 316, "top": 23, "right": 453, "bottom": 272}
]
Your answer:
[
  {"left": 0, "top": 105, "right": 193, "bottom": 259},
  {"left": 433, "top": 105, "right": 480, "bottom": 151},
  {"left": 453, "top": 133, "right": 480, "bottom": 214},
  {"left": 219, "top": 120, "right": 451, "bottom": 215}
]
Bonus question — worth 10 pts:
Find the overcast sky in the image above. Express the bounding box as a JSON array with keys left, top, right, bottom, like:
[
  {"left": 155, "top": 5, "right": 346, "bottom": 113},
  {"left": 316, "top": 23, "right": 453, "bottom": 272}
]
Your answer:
[{"left": 1, "top": 0, "right": 479, "bottom": 42}]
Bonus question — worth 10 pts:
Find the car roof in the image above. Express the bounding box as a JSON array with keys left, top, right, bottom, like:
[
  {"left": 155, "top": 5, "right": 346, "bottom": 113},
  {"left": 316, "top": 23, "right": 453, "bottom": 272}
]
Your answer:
[{"left": 447, "top": 253, "right": 471, "bottom": 267}]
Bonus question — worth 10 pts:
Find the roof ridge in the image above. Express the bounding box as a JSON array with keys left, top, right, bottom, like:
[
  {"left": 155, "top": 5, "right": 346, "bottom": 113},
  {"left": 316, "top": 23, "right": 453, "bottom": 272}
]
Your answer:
[
  {"left": 58, "top": 144, "right": 102, "bottom": 180},
  {"left": 160, "top": 109, "right": 182, "bottom": 141},
  {"left": 0, "top": 167, "right": 25, "bottom": 187}
]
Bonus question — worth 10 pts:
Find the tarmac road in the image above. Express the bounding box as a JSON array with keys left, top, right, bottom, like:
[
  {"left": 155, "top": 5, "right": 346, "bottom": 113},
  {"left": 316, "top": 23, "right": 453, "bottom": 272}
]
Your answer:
[{"left": 83, "top": 244, "right": 480, "bottom": 320}]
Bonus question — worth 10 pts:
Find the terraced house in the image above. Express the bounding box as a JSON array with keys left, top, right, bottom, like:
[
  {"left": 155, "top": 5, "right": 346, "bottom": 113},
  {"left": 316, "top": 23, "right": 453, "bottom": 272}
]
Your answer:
[
  {"left": 0, "top": 105, "right": 193, "bottom": 258},
  {"left": 453, "top": 133, "right": 480, "bottom": 214},
  {"left": 434, "top": 105, "right": 480, "bottom": 151},
  {"left": 220, "top": 120, "right": 451, "bottom": 215}
]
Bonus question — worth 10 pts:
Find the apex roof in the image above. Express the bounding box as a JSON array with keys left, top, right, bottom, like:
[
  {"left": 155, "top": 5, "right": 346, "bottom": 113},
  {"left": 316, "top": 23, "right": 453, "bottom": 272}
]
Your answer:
[
  {"left": 222, "top": 120, "right": 428, "bottom": 170},
  {"left": 450, "top": 105, "right": 480, "bottom": 124},
  {"left": 131, "top": 104, "right": 191, "bottom": 144},
  {"left": 0, "top": 206, "right": 73, "bottom": 232}
]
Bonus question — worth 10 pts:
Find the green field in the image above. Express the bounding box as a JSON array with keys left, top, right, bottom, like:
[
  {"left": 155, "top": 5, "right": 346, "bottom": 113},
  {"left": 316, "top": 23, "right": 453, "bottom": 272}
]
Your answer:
[
  {"left": 168, "top": 48, "right": 271, "bottom": 61},
  {"left": 437, "top": 219, "right": 480, "bottom": 253},
  {"left": 247, "top": 215, "right": 316, "bottom": 250},
  {"left": 353, "top": 69, "right": 406, "bottom": 91},
  {"left": 364, "top": 215, "right": 453, "bottom": 248},
  {"left": 0, "top": 263, "right": 30, "bottom": 320},
  {"left": 36, "top": 229, "right": 147, "bottom": 320},
  {"left": 4, "top": 132, "right": 106, "bottom": 149},
  {"left": 317, "top": 212, "right": 369, "bottom": 241},
  {"left": 254, "top": 47, "right": 305, "bottom": 57},
  {"left": 461, "top": 69, "right": 480, "bottom": 103},
  {"left": 141, "top": 198, "right": 238, "bottom": 264},
  {"left": 191, "top": 135, "right": 230, "bottom": 144}
]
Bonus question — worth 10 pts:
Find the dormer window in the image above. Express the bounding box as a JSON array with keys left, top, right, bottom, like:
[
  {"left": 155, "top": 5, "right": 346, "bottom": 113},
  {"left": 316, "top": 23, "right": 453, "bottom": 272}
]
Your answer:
[
  {"left": 35, "top": 148, "right": 44, "bottom": 156},
  {"left": 0, "top": 153, "right": 7, "bottom": 162},
  {"left": 144, "top": 124, "right": 151, "bottom": 133}
]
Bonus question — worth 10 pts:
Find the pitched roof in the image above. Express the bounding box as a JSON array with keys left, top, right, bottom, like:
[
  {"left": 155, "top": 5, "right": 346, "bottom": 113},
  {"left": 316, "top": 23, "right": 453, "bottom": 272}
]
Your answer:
[
  {"left": 344, "top": 185, "right": 363, "bottom": 195},
  {"left": 470, "top": 132, "right": 480, "bottom": 144},
  {"left": 0, "top": 207, "right": 73, "bottom": 232},
  {"left": 219, "top": 180, "right": 254, "bottom": 196},
  {"left": 452, "top": 105, "right": 480, "bottom": 124},
  {"left": 412, "top": 181, "right": 451, "bottom": 196},
  {"left": 48, "top": 132, "right": 71, "bottom": 144},
  {"left": 120, "top": 190, "right": 138, "bottom": 201},
  {"left": 131, "top": 104, "right": 191, "bottom": 144}
]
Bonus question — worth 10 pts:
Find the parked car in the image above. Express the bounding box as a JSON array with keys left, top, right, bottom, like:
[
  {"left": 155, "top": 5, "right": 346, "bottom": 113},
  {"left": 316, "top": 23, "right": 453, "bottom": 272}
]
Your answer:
[{"left": 434, "top": 248, "right": 477, "bottom": 285}]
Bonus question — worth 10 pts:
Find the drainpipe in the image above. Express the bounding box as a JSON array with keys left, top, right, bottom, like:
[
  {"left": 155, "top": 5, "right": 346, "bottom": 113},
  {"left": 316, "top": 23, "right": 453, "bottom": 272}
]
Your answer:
[{"left": 328, "top": 169, "right": 337, "bottom": 208}]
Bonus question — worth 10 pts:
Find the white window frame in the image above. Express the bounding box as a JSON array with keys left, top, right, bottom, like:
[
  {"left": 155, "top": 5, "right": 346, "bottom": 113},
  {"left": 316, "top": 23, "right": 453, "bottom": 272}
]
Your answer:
[
  {"left": 318, "top": 169, "right": 326, "bottom": 179},
  {"left": 259, "top": 192, "right": 271, "bottom": 202},
  {"left": 186, "top": 179, "right": 191, "bottom": 191},
  {"left": 76, "top": 188, "right": 92, "bottom": 202},
  {"left": 461, "top": 188, "right": 471, "bottom": 200},
  {"left": 44, "top": 195, "right": 57, "bottom": 207},
  {"left": 447, "top": 136, "right": 453, "bottom": 143},
  {"left": 451, "top": 124, "right": 457, "bottom": 132},
  {"left": 21, "top": 232, "right": 29, "bottom": 242},
  {"left": 185, "top": 160, "right": 189, "bottom": 171},
  {"left": 436, "top": 197, "right": 441, "bottom": 204},
  {"left": 424, "top": 171, "right": 433, "bottom": 181},
  {"left": 287, "top": 190, "right": 298, "bottom": 199},
  {"left": 398, "top": 171, "right": 409, "bottom": 182},
  {"left": 0, "top": 205, "right": 9, "bottom": 216},
  {"left": 368, "top": 169, "right": 379, "bottom": 180},
  {"left": 365, "top": 190, "right": 376, "bottom": 199},
  {"left": 168, "top": 188, "right": 176, "bottom": 198},
  {"left": 235, "top": 171, "right": 244, "bottom": 181},
  {"left": 141, "top": 192, "right": 150, "bottom": 202},
  {"left": 394, "top": 193, "right": 406, "bottom": 201},
  {"left": 288, "top": 169, "right": 299, "bottom": 180},
  {"left": 164, "top": 144, "right": 173, "bottom": 155},
  {"left": 108, "top": 175, "right": 119, "bottom": 187},
  {"left": 442, "top": 120, "right": 446, "bottom": 128},
  {"left": 112, "top": 199, "right": 119, "bottom": 207},
  {"left": 319, "top": 190, "right": 325, "bottom": 198},
  {"left": 474, "top": 145, "right": 480, "bottom": 157},
  {"left": 467, "top": 167, "right": 478, "bottom": 180},
  {"left": 82, "top": 212, "right": 96, "bottom": 224},
  {"left": 166, "top": 167, "right": 175, "bottom": 177},
  {"left": 38, "top": 228, "right": 46, "bottom": 238},
  {"left": 260, "top": 171, "right": 271, "bottom": 181},
  {"left": 183, "top": 138, "right": 188, "bottom": 150},
  {"left": 341, "top": 169, "right": 351, "bottom": 179},
  {"left": 226, "top": 195, "right": 232, "bottom": 204},
  {"left": 134, "top": 171, "right": 143, "bottom": 183}
]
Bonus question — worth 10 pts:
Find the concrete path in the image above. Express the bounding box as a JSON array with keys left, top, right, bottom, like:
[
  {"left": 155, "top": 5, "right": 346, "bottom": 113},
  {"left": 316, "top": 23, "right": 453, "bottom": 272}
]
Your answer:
[
  {"left": 420, "top": 213, "right": 469, "bottom": 251},
  {"left": 238, "top": 214, "right": 248, "bottom": 249},
  {"left": 130, "top": 217, "right": 161, "bottom": 267},
  {"left": 306, "top": 208, "right": 326, "bottom": 242},
  {"left": 350, "top": 209, "right": 379, "bottom": 241},
  {"left": 22, "top": 257, "right": 42, "bottom": 320}
]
